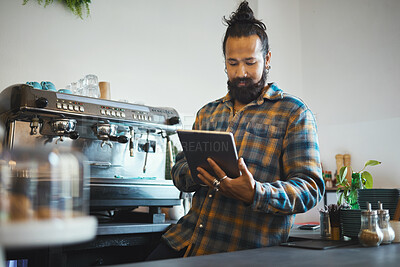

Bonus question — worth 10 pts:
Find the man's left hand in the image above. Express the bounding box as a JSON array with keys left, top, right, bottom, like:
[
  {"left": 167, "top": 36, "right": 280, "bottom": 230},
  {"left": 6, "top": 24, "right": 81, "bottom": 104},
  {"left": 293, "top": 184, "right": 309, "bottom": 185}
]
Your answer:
[{"left": 197, "top": 158, "right": 256, "bottom": 205}]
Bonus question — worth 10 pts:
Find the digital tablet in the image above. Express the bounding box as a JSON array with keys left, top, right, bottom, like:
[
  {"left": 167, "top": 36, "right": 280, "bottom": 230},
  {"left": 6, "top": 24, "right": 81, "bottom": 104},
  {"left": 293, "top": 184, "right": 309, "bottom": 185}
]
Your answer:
[
  {"left": 177, "top": 130, "right": 241, "bottom": 184},
  {"left": 280, "top": 239, "right": 358, "bottom": 250}
]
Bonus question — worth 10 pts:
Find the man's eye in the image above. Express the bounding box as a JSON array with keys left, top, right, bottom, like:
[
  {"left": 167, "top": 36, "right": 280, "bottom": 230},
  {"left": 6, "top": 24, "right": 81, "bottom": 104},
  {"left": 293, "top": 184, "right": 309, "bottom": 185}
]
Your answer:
[
  {"left": 246, "top": 62, "right": 256, "bottom": 66},
  {"left": 228, "top": 61, "right": 238, "bottom": 66}
]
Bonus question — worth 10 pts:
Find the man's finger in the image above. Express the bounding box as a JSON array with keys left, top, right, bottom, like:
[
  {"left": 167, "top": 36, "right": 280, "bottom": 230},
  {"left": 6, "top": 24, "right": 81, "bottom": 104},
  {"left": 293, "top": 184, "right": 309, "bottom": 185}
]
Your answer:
[
  {"left": 207, "top": 158, "right": 227, "bottom": 179},
  {"left": 197, "top": 173, "right": 211, "bottom": 187},
  {"left": 238, "top": 158, "right": 251, "bottom": 177},
  {"left": 197, "top": 167, "right": 214, "bottom": 187}
]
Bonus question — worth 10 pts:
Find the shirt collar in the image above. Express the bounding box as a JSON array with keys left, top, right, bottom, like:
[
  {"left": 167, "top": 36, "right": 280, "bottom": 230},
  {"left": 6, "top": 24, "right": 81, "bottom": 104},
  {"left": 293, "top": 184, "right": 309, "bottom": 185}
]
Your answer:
[{"left": 220, "top": 82, "right": 283, "bottom": 104}]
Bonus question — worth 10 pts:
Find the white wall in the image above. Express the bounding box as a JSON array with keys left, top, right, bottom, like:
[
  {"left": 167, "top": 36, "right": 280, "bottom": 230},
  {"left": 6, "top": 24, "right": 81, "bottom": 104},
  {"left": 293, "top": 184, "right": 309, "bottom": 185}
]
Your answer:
[
  {"left": 0, "top": 0, "right": 240, "bottom": 115},
  {"left": 298, "top": 0, "right": 400, "bottom": 186},
  {"left": 1, "top": 0, "right": 399, "bottom": 223},
  {"left": 258, "top": 1, "right": 303, "bottom": 97},
  {"left": 298, "top": 0, "right": 400, "bottom": 222}
]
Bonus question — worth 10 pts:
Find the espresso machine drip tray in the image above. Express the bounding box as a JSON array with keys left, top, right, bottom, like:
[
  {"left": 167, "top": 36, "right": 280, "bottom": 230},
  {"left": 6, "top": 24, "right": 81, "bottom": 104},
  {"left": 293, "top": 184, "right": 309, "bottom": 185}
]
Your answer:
[{"left": 89, "top": 178, "right": 181, "bottom": 210}]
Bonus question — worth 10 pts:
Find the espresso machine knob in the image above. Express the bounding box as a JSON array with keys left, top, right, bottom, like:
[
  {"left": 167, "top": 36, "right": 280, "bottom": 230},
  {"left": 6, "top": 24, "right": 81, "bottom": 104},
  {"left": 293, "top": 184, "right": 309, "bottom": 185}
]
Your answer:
[
  {"left": 69, "top": 131, "right": 80, "bottom": 140},
  {"left": 36, "top": 97, "right": 49, "bottom": 108},
  {"left": 109, "top": 136, "right": 128, "bottom": 143},
  {"left": 117, "top": 135, "right": 129, "bottom": 144},
  {"left": 167, "top": 116, "right": 180, "bottom": 125}
]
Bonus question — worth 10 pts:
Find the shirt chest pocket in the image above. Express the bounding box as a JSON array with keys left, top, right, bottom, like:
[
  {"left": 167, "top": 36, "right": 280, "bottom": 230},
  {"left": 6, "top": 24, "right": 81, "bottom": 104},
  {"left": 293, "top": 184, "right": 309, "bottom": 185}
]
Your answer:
[
  {"left": 245, "top": 122, "right": 284, "bottom": 139},
  {"left": 239, "top": 122, "right": 284, "bottom": 182}
]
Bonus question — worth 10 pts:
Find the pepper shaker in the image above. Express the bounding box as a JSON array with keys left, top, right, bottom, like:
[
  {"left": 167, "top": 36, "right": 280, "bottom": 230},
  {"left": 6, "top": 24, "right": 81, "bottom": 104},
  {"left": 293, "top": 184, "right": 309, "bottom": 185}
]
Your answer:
[{"left": 358, "top": 202, "right": 383, "bottom": 247}]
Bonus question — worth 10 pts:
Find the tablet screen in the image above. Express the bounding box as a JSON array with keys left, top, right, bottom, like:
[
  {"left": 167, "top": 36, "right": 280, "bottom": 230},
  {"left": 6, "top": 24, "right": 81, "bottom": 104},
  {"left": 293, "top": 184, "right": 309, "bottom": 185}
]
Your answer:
[{"left": 177, "top": 130, "right": 240, "bottom": 184}]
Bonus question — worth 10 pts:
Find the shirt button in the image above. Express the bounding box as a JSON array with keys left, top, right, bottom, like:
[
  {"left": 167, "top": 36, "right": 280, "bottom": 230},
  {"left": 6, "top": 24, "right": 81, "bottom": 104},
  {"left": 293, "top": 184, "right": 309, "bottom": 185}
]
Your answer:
[{"left": 199, "top": 224, "right": 203, "bottom": 228}]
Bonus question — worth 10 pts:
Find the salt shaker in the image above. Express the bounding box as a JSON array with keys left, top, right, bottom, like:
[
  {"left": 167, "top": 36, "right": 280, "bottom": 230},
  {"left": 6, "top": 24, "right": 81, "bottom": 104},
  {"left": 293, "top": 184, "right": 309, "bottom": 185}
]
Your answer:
[
  {"left": 358, "top": 202, "right": 383, "bottom": 247},
  {"left": 377, "top": 202, "right": 395, "bottom": 244}
]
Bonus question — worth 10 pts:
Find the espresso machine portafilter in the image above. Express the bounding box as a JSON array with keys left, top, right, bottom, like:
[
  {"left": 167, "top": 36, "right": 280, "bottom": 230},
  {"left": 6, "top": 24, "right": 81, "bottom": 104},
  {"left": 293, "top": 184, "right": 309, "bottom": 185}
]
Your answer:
[{"left": 51, "top": 118, "right": 79, "bottom": 143}]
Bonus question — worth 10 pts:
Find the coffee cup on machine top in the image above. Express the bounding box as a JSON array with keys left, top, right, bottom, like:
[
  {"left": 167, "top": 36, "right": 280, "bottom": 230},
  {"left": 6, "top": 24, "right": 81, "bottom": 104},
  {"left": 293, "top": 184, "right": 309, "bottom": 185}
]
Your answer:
[
  {"left": 41, "top": 81, "right": 57, "bottom": 92},
  {"left": 26, "top": 82, "right": 42, "bottom": 89}
]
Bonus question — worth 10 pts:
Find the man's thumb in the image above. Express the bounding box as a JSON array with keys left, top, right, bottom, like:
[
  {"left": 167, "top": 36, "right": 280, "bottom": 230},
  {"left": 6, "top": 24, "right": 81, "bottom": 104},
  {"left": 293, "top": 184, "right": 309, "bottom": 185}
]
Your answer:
[{"left": 238, "top": 158, "right": 249, "bottom": 175}]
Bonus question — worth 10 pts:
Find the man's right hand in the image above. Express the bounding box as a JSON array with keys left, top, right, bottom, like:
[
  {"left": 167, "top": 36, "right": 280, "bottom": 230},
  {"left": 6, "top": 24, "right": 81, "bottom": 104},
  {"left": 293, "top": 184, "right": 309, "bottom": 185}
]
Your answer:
[{"left": 197, "top": 158, "right": 256, "bottom": 205}]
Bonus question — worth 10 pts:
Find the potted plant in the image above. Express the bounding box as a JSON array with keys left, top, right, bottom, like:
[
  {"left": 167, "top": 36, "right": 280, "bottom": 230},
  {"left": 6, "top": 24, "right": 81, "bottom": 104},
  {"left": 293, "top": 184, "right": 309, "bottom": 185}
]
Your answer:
[
  {"left": 336, "top": 160, "right": 381, "bottom": 209},
  {"left": 23, "top": 0, "right": 91, "bottom": 19}
]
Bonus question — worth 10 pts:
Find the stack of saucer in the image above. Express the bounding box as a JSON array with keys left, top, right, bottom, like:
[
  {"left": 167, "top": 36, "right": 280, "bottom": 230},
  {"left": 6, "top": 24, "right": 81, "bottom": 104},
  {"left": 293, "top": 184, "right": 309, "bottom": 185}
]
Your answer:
[
  {"left": 340, "top": 209, "right": 361, "bottom": 238},
  {"left": 358, "top": 189, "right": 400, "bottom": 219}
]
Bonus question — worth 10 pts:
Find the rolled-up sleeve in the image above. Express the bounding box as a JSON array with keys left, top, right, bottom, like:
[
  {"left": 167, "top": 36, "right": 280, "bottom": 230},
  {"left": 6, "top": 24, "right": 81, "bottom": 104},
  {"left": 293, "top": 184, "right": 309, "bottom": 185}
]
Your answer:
[
  {"left": 171, "top": 151, "right": 201, "bottom": 192},
  {"left": 251, "top": 107, "right": 324, "bottom": 214}
]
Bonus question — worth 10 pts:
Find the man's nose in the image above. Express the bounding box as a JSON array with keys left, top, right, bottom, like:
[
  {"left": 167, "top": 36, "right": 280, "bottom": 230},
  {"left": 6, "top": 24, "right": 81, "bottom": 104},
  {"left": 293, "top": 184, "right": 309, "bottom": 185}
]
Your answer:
[{"left": 236, "top": 64, "right": 248, "bottom": 78}]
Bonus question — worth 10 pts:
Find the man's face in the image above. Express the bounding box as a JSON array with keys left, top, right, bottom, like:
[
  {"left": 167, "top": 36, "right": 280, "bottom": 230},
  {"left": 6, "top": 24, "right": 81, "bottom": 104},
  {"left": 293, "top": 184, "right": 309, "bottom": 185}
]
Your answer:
[{"left": 225, "top": 35, "right": 271, "bottom": 104}]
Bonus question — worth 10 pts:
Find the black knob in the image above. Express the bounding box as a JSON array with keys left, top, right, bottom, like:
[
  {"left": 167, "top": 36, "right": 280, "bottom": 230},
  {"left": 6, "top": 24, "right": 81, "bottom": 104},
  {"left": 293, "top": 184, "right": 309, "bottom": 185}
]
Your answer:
[
  {"left": 117, "top": 135, "right": 129, "bottom": 144},
  {"left": 36, "top": 97, "right": 48, "bottom": 108},
  {"left": 167, "top": 116, "right": 180, "bottom": 125},
  {"left": 69, "top": 132, "right": 80, "bottom": 140}
]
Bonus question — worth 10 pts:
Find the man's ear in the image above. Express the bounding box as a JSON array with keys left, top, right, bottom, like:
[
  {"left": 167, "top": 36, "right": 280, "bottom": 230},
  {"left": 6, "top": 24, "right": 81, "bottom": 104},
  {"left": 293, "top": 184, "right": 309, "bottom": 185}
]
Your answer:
[{"left": 265, "top": 51, "right": 272, "bottom": 68}]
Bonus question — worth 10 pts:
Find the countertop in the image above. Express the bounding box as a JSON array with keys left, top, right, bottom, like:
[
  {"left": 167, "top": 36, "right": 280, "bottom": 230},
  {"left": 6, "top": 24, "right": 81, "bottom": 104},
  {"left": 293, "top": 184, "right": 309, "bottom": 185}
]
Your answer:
[{"left": 109, "top": 227, "right": 400, "bottom": 267}]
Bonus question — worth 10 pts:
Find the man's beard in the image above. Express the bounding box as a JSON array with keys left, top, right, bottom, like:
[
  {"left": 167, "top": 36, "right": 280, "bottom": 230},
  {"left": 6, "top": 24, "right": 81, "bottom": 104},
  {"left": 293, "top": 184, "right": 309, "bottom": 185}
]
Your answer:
[{"left": 227, "top": 68, "right": 267, "bottom": 104}]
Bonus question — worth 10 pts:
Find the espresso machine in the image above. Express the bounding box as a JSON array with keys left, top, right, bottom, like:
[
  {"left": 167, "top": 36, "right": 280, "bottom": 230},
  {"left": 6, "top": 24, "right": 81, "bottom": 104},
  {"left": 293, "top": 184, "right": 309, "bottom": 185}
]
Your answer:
[{"left": 0, "top": 84, "right": 182, "bottom": 223}]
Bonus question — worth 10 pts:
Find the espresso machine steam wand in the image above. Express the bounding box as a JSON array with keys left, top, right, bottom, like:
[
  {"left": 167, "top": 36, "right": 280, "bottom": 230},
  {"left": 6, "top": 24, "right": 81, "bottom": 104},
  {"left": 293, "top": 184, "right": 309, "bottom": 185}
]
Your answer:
[
  {"left": 161, "top": 131, "right": 174, "bottom": 170},
  {"left": 142, "top": 130, "right": 150, "bottom": 173},
  {"left": 129, "top": 126, "right": 135, "bottom": 157}
]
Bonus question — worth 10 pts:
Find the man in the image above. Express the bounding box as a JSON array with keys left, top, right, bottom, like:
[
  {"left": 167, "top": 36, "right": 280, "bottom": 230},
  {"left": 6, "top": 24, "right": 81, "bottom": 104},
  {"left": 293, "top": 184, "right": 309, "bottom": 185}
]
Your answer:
[{"left": 147, "top": 1, "right": 324, "bottom": 260}]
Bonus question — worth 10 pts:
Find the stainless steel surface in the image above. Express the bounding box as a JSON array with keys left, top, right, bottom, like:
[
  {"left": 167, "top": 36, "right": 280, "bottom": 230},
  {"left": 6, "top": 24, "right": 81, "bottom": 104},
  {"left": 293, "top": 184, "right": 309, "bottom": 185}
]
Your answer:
[
  {"left": 97, "top": 222, "right": 174, "bottom": 235},
  {"left": 0, "top": 84, "right": 182, "bottom": 212}
]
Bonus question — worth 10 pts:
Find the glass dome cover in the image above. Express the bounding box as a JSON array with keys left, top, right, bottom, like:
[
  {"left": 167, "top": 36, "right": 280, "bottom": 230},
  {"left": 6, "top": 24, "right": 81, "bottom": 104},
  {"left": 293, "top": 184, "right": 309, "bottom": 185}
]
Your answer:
[
  {"left": 0, "top": 148, "right": 89, "bottom": 223},
  {"left": 0, "top": 148, "right": 97, "bottom": 248}
]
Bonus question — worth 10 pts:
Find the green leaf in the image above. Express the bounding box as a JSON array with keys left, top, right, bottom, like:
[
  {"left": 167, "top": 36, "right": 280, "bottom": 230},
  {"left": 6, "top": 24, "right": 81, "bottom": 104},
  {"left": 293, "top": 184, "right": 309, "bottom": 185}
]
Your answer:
[
  {"left": 364, "top": 160, "right": 381, "bottom": 168},
  {"left": 338, "top": 166, "right": 348, "bottom": 184},
  {"left": 340, "top": 189, "right": 347, "bottom": 205},
  {"left": 337, "top": 191, "right": 344, "bottom": 205},
  {"left": 344, "top": 188, "right": 349, "bottom": 197},
  {"left": 362, "top": 171, "right": 373, "bottom": 189}
]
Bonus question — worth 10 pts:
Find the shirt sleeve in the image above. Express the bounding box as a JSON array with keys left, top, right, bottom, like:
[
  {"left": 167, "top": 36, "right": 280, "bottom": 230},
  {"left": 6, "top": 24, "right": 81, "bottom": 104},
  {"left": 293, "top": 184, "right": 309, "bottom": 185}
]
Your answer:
[
  {"left": 170, "top": 151, "right": 201, "bottom": 192},
  {"left": 251, "top": 107, "right": 325, "bottom": 215},
  {"left": 170, "top": 111, "right": 203, "bottom": 192}
]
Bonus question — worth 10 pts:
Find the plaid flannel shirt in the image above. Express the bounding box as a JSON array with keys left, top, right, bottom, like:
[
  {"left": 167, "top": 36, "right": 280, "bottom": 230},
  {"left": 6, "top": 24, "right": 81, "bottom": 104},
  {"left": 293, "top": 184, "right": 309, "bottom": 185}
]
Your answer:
[{"left": 163, "top": 83, "right": 324, "bottom": 256}]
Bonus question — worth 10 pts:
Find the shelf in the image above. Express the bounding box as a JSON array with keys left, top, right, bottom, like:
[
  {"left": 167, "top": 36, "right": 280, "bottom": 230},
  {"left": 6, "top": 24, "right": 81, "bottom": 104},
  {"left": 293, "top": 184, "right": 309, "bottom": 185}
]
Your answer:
[{"left": 326, "top": 187, "right": 338, "bottom": 192}]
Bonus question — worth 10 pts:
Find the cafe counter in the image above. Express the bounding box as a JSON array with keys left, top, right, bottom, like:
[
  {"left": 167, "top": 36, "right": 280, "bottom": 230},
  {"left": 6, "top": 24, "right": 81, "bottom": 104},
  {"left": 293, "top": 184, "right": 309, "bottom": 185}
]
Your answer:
[
  {"left": 113, "top": 227, "right": 400, "bottom": 267},
  {"left": 7, "top": 225, "right": 400, "bottom": 266}
]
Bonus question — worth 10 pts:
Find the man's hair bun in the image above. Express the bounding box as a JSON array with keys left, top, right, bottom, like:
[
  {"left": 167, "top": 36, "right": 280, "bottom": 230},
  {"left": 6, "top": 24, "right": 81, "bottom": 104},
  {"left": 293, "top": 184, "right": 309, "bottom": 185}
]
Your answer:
[
  {"left": 222, "top": 1, "right": 269, "bottom": 58},
  {"left": 224, "top": 1, "right": 266, "bottom": 30}
]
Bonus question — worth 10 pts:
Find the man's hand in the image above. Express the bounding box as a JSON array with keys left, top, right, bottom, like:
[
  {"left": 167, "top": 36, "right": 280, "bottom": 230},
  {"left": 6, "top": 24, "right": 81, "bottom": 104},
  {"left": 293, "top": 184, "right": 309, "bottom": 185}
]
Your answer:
[{"left": 197, "top": 158, "right": 256, "bottom": 205}]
